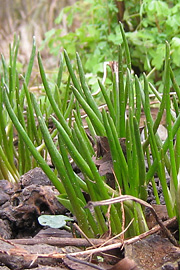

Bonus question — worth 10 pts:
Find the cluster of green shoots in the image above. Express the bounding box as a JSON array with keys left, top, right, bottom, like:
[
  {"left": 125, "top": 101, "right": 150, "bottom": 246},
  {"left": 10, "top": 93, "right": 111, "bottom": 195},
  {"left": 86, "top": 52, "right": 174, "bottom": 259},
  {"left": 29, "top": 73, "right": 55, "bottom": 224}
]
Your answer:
[{"left": 0, "top": 24, "right": 180, "bottom": 239}]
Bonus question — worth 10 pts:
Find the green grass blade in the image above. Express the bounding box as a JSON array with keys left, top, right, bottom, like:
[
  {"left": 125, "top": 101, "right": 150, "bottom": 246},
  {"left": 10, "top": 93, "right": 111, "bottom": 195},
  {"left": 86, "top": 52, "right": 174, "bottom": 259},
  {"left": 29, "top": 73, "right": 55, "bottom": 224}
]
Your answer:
[
  {"left": 149, "top": 82, "right": 175, "bottom": 122},
  {"left": 172, "top": 95, "right": 179, "bottom": 116},
  {"left": 25, "top": 36, "right": 36, "bottom": 86},
  {"left": 73, "top": 110, "right": 94, "bottom": 156},
  {"left": 0, "top": 145, "right": 19, "bottom": 182},
  {"left": 64, "top": 50, "right": 83, "bottom": 96},
  {"left": 62, "top": 76, "right": 71, "bottom": 116},
  {"left": 12, "top": 36, "right": 19, "bottom": 93},
  {"left": 59, "top": 136, "right": 99, "bottom": 235},
  {"left": 102, "top": 109, "right": 129, "bottom": 193},
  {"left": 76, "top": 52, "right": 102, "bottom": 121},
  {"left": 23, "top": 80, "right": 41, "bottom": 145},
  {"left": 74, "top": 120, "right": 123, "bottom": 234},
  {"left": 0, "top": 154, "right": 13, "bottom": 181},
  {"left": 146, "top": 109, "right": 180, "bottom": 180},
  {"left": 57, "top": 53, "right": 63, "bottom": 89},
  {"left": 38, "top": 52, "right": 72, "bottom": 137},
  {"left": 37, "top": 115, "right": 93, "bottom": 237},
  {"left": 98, "top": 79, "right": 116, "bottom": 122},
  {"left": 143, "top": 75, "right": 174, "bottom": 217},
  {"left": 112, "top": 73, "right": 118, "bottom": 119},
  {"left": 175, "top": 128, "right": 180, "bottom": 173},
  {"left": 133, "top": 116, "right": 147, "bottom": 200},
  {"left": 3, "top": 85, "right": 64, "bottom": 193},
  {"left": 1, "top": 54, "right": 8, "bottom": 84},
  {"left": 118, "top": 45, "right": 126, "bottom": 137},
  {"left": 144, "top": 124, "right": 160, "bottom": 204},
  {"left": 170, "top": 67, "right": 180, "bottom": 101},
  {"left": 51, "top": 115, "right": 94, "bottom": 180},
  {"left": 17, "top": 104, "right": 32, "bottom": 172},
  {"left": 71, "top": 85, "right": 106, "bottom": 136},
  {"left": 64, "top": 92, "right": 75, "bottom": 120},
  {"left": 125, "top": 118, "right": 135, "bottom": 195},
  {"left": 134, "top": 75, "right": 141, "bottom": 125},
  {"left": 58, "top": 137, "right": 86, "bottom": 202},
  {"left": 119, "top": 22, "right": 131, "bottom": 70},
  {"left": 165, "top": 42, "right": 177, "bottom": 191}
]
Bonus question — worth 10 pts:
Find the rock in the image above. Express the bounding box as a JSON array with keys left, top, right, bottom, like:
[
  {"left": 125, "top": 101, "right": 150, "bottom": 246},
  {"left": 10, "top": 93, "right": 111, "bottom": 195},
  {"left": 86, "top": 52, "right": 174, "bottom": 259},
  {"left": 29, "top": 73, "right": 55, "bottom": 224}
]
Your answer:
[
  {"left": 126, "top": 234, "right": 180, "bottom": 270},
  {"left": 0, "top": 238, "right": 80, "bottom": 270},
  {"left": 20, "top": 167, "right": 53, "bottom": 187},
  {"left": 0, "top": 219, "right": 12, "bottom": 239}
]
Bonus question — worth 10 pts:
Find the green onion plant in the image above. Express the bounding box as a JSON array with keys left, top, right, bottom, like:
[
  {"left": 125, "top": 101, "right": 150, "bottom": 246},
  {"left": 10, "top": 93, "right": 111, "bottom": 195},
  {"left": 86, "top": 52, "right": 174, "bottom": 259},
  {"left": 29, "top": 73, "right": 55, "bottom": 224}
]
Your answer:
[{"left": 1, "top": 25, "right": 180, "bottom": 240}]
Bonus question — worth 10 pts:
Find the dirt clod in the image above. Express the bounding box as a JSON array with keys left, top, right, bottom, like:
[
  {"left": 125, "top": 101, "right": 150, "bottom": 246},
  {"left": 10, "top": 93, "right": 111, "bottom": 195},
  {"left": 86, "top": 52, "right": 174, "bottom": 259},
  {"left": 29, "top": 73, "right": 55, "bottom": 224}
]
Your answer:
[{"left": 0, "top": 167, "right": 66, "bottom": 239}]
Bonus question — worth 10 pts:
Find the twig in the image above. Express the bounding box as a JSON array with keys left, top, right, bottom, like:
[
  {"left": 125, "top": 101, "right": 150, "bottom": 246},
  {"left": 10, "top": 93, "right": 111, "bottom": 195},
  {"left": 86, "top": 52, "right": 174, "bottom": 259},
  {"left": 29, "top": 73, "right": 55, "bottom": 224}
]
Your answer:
[
  {"left": 10, "top": 237, "right": 120, "bottom": 247},
  {"left": 73, "top": 223, "right": 95, "bottom": 247},
  {"left": 86, "top": 195, "right": 179, "bottom": 247},
  {"left": 66, "top": 255, "right": 104, "bottom": 270},
  {"left": 99, "top": 219, "right": 134, "bottom": 248}
]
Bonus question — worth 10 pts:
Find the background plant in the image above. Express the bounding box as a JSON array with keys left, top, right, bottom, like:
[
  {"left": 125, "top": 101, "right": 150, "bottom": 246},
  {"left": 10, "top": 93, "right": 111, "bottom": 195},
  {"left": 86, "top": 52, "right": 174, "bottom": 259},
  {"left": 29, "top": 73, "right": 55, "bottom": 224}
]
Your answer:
[{"left": 41, "top": 0, "right": 180, "bottom": 92}]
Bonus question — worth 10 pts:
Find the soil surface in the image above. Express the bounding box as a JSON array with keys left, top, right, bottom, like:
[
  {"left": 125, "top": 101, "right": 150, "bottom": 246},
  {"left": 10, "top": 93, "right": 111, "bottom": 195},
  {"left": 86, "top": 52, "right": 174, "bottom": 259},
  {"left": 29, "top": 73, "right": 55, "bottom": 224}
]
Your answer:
[{"left": 0, "top": 167, "right": 180, "bottom": 270}]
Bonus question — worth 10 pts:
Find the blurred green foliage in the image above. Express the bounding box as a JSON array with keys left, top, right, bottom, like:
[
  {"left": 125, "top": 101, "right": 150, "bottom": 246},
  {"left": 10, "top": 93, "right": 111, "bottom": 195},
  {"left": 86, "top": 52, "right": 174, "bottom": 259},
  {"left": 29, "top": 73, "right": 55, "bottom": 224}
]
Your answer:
[
  {"left": 41, "top": 0, "right": 180, "bottom": 91},
  {"left": 41, "top": 0, "right": 121, "bottom": 74}
]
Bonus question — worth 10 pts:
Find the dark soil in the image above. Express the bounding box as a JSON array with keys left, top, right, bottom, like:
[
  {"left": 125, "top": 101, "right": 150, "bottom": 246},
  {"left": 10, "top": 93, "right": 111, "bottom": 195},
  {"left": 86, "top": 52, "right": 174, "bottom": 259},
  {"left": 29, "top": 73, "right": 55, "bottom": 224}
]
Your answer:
[{"left": 0, "top": 164, "right": 179, "bottom": 269}]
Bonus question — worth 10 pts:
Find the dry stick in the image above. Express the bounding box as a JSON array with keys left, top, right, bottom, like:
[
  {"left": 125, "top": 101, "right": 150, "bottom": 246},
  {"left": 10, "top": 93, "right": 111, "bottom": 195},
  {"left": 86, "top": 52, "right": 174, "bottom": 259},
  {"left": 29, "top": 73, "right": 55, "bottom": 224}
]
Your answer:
[
  {"left": 99, "top": 219, "right": 134, "bottom": 248},
  {"left": 10, "top": 237, "right": 120, "bottom": 247},
  {"left": 66, "top": 255, "right": 104, "bottom": 270},
  {"left": 86, "top": 195, "right": 179, "bottom": 247},
  {"left": 85, "top": 218, "right": 133, "bottom": 253},
  {"left": 73, "top": 223, "right": 95, "bottom": 247}
]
